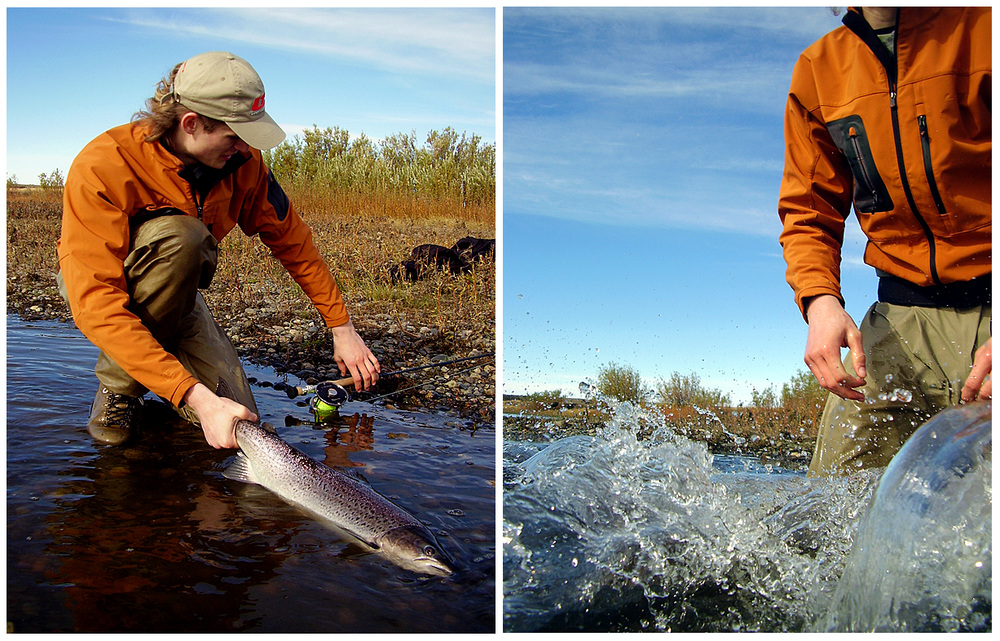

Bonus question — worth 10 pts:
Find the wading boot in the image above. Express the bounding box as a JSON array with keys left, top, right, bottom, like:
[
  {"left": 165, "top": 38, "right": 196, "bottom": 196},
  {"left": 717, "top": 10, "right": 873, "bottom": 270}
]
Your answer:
[{"left": 88, "top": 387, "right": 144, "bottom": 445}]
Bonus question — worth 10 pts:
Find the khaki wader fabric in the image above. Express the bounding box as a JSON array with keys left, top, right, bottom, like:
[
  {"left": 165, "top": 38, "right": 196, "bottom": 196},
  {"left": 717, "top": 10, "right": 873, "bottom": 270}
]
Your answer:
[
  {"left": 59, "top": 214, "right": 258, "bottom": 424},
  {"left": 807, "top": 301, "right": 991, "bottom": 477}
]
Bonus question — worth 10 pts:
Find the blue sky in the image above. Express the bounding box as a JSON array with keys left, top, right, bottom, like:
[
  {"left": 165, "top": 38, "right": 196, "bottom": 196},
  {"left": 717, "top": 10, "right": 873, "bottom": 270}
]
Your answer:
[
  {"left": 502, "top": 7, "right": 878, "bottom": 403},
  {"left": 6, "top": 7, "right": 495, "bottom": 182},
  {"left": 5, "top": 6, "right": 886, "bottom": 406}
]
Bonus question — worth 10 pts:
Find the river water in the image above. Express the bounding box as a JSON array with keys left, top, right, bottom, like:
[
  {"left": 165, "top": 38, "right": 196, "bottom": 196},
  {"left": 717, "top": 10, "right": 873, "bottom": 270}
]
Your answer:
[
  {"left": 6, "top": 315, "right": 495, "bottom": 633},
  {"left": 503, "top": 399, "right": 991, "bottom": 632}
]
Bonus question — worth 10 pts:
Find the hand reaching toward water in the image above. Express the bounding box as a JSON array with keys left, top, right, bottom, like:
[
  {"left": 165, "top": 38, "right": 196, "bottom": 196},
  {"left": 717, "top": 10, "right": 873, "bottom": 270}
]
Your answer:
[
  {"left": 803, "top": 294, "right": 867, "bottom": 402},
  {"left": 961, "top": 337, "right": 992, "bottom": 402},
  {"left": 331, "top": 321, "right": 381, "bottom": 391}
]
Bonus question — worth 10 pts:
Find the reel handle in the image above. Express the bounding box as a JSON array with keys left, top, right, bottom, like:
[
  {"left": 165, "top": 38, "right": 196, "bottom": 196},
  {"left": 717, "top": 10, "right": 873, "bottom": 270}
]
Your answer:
[
  {"left": 286, "top": 375, "right": 355, "bottom": 399},
  {"left": 330, "top": 375, "right": 356, "bottom": 388}
]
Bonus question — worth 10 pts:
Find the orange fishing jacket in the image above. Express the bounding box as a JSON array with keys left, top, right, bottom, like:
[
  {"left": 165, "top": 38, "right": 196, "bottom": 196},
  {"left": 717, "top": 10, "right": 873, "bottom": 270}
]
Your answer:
[
  {"left": 778, "top": 7, "right": 991, "bottom": 318},
  {"left": 57, "top": 122, "right": 350, "bottom": 407}
]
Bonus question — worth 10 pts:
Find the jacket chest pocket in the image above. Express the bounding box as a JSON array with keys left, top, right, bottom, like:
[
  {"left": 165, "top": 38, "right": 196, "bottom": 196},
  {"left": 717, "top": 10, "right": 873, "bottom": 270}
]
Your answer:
[{"left": 826, "top": 115, "right": 894, "bottom": 214}]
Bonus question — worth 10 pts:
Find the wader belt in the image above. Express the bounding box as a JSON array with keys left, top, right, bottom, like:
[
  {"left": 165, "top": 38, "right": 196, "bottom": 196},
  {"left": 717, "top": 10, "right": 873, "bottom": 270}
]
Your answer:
[
  {"left": 130, "top": 207, "right": 186, "bottom": 229},
  {"left": 877, "top": 273, "right": 991, "bottom": 308}
]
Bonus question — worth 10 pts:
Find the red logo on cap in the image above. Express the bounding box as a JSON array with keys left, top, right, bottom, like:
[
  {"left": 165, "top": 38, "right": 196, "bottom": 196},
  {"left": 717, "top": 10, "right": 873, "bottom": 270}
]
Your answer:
[{"left": 252, "top": 94, "right": 266, "bottom": 112}]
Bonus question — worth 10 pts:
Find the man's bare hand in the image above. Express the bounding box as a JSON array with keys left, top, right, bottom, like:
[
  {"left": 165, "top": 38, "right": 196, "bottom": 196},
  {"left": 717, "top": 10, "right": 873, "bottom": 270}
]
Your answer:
[
  {"left": 331, "top": 321, "right": 381, "bottom": 391},
  {"left": 804, "top": 294, "right": 867, "bottom": 401},
  {"left": 182, "top": 382, "right": 257, "bottom": 449},
  {"left": 961, "top": 337, "right": 992, "bottom": 402}
]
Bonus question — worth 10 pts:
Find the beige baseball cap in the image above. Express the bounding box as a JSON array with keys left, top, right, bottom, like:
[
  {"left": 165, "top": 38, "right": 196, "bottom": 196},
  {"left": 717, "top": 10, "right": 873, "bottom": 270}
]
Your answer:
[{"left": 173, "top": 51, "right": 286, "bottom": 150}]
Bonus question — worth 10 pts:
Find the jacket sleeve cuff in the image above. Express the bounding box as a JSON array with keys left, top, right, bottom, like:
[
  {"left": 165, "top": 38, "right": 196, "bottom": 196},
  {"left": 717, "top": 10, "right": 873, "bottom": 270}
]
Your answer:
[
  {"left": 798, "top": 289, "right": 845, "bottom": 322},
  {"left": 170, "top": 376, "right": 201, "bottom": 409}
]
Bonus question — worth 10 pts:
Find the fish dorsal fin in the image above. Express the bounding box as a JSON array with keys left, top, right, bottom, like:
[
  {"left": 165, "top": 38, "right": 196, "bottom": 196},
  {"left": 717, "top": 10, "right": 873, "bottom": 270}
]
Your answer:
[
  {"left": 222, "top": 451, "right": 259, "bottom": 485},
  {"left": 260, "top": 421, "right": 278, "bottom": 435},
  {"left": 216, "top": 377, "right": 237, "bottom": 401}
]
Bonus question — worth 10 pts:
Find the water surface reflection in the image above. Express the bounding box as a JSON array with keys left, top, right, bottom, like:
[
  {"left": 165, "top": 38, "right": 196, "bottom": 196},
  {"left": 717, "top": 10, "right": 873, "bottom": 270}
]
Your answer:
[{"left": 7, "top": 316, "right": 495, "bottom": 633}]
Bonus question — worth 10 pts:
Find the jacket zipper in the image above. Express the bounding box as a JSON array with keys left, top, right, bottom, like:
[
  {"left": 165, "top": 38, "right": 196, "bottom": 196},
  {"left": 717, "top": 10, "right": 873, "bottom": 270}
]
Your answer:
[
  {"left": 888, "top": 88, "right": 942, "bottom": 285},
  {"left": 178, "top": 154, "right": 249, "bottom": 231},
  {"left": 188, "top": 182, "right": 214, "bottom": 236},
  {"left": 917, "top": 115, "right": 948, "bottom": 216},
  {"left": 875, "top": 12, "right": 942, "bottom": 286}
]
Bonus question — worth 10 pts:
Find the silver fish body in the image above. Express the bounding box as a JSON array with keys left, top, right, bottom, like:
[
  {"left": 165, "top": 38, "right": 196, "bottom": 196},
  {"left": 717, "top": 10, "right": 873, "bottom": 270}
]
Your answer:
[{"left": 223, "top": 420, "right": 453, "bottom": 576}]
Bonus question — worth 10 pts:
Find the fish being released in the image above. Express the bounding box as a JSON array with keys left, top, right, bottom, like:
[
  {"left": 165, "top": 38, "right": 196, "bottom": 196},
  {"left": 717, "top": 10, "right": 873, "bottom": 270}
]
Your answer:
[
  {"left": 819, "top": 401, "right": 991, "bottom": 631},
  {"left": 223, "top": 419, "right": 454, "bottom": 577}
]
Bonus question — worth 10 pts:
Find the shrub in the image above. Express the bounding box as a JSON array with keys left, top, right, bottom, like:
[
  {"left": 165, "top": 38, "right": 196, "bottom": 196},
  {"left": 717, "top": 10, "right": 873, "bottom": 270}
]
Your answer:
[
  {"left": 263, "top": 125, "right": 495, "bottom": 211},
  {"left": 781, "top": 368, "right": 827, "bottom": 427},
  {"left": 654, "top": 371, "right": 731, "bottom": 408},
  {"left": 522, "top": 389, "right": 565, "bottom": 411},
  {"left": 38, "top": 169, "right": 64, "bottom": 189},
  {"left": 750, "top": 386, "right": 779, "bottom": 409},
  {"left": 596, "top": 362, "right": 648, "bottom": 405}
]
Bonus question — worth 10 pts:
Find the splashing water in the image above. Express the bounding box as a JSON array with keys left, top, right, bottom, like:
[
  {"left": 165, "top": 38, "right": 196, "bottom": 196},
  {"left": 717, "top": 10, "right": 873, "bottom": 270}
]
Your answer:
[
  {"left": 691, "top": 404, "right": 747, "bottom": 447},
  {"left": 819, "top": 401, "right": 991, "bottom": 632},
  {"left": 503, "top": 399, "right": 991, "bottom": 632}
]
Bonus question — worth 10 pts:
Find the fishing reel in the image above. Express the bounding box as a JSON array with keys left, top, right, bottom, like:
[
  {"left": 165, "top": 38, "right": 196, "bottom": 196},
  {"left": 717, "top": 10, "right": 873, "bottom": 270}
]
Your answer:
[
  {"left": 282, "top": 379, "right": 350, "bottom": 422},
  {"left": 282, "top": 352, "right": 495, "bottom": 421},
  {"left": 308, "top": 381, "right": 350, "bottom": 421}
]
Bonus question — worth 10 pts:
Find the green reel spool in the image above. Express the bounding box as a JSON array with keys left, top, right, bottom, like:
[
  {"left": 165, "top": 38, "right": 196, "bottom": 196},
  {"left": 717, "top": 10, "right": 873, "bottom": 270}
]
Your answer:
[{"left": 309, "top": 381, "right": 349, "bottom": 421}]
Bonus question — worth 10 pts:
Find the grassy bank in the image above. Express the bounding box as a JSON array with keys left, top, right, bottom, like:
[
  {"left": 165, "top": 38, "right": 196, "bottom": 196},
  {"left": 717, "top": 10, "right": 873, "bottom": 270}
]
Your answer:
[{"left": 7, "top": 184, "right": 496, "bottom": 424}]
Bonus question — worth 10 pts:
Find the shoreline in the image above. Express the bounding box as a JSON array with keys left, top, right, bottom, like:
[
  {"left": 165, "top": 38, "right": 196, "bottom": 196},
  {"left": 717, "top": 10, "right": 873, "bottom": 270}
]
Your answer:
[
  {"left": 501, "top": 400, "right": 816, "bottom": 472},
  {"left": 8, "top": 275, "right": 496, "bottom": 430}
]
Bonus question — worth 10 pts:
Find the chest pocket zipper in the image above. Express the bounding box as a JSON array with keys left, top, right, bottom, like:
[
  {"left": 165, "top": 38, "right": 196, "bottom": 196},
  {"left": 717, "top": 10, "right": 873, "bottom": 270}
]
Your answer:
[
  {"left": 826, "top": 114, "right": 894, "bottom": 214},
  {"left": 917, "top": 115, "right": 948, "bottom": 216}
]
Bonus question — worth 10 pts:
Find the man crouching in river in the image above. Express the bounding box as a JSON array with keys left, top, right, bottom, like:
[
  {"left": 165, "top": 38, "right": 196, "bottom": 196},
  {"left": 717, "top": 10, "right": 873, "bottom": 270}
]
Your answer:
[{"left": 57, "top": 51, "right": 379, "bottom": 448}]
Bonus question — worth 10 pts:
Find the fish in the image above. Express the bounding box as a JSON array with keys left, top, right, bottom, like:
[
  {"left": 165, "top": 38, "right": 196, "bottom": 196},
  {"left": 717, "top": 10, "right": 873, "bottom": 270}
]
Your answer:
[
  {"left": 223, "top": 419, "right": 454, "bottom": 577},
  {"left": 819, "top": 401, "right": 991, "bottom": 631}
]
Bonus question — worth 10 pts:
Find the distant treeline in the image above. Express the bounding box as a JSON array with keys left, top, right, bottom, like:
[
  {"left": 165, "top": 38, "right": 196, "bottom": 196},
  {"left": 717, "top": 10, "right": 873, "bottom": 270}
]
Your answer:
[
  {"left": 589, "top": 363, "right": 825, "bottom": 413},
  {"left": 263, "top": 125, "right": 495, "bottom": 207},
  {"left": 511, "top": 363, "right": 830, "bottom": 443}
]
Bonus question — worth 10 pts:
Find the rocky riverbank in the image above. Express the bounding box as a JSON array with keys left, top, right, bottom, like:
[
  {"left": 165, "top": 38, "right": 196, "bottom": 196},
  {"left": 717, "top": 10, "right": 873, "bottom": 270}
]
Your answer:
[
  {"left": 8, "top": 272, "right": 496, "bottom": 429},
  {"left": 502, "top": 396, "right": 816, "bottom": 472}
]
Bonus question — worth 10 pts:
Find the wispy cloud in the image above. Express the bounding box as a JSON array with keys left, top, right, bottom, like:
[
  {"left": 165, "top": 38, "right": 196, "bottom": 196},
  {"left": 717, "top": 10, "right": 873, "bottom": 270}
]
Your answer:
[
  {"left": 508, "top": 60, "right": 782, "bottom": 101},
  {"left": 506, "top": 6, "right": 836, "bottom": 47},
  {"left": 505, "top": 6, "right": 833, "bottom": 110},
  {"left": 107, "top": 8, "right": 495, "bottom": 85},
  {"left": 504, "top": 6, "right": 836, "bottom": 234}
]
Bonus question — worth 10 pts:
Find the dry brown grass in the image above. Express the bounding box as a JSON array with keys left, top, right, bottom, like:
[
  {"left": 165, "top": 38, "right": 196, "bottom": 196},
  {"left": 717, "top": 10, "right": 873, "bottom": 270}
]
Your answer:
[
  {"left": 6, "top": 187, "right": 63, "bottom": 279},
  {"left": 6, "top": 186, "right": 495, "bottom": 347},
  {"left": 210, "top": 189, "right": 494, "bottom": 341}
]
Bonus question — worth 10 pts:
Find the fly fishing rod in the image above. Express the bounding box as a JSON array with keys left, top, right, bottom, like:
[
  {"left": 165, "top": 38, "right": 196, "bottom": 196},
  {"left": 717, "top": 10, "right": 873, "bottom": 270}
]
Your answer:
[{"left": 280, "top": 352, "right": 495, "bottom": 410}]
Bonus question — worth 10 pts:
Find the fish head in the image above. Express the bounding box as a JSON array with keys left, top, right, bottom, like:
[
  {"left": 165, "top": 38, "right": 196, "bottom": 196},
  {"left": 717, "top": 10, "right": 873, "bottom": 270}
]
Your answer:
[
  {"left": 233, "top": 420, "right": 278, "bottom": 452},
  {"left": 380, "top": 525, "right": 454, "bottom": 577}
]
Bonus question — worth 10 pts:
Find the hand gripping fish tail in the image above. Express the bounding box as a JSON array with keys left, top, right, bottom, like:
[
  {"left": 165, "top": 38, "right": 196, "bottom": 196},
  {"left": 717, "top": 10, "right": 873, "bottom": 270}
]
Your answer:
[{"left": 222, "top": 418, "right": 454, "bottom": 577}]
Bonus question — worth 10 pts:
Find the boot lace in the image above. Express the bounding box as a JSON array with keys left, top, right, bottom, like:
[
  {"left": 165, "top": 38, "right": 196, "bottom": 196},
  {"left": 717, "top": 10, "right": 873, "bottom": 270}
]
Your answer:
[{"left": 102, "top": 389, "right": 143, "bottom": 426}]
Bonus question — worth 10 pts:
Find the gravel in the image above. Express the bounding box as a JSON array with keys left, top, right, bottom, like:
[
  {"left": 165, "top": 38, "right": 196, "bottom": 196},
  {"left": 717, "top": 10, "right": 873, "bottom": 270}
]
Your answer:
[{"left": 7, "top": 274, "right": 496, "bottom": 430}]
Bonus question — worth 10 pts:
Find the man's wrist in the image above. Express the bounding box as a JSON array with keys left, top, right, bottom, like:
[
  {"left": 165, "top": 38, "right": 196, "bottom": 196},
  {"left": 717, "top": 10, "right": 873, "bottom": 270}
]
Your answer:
[
  {"left": 330, "top": 321, "right": 355, "bottom": 334},
  {"left": 804, "top": 294, "right": 843, "bottom": 319}
]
